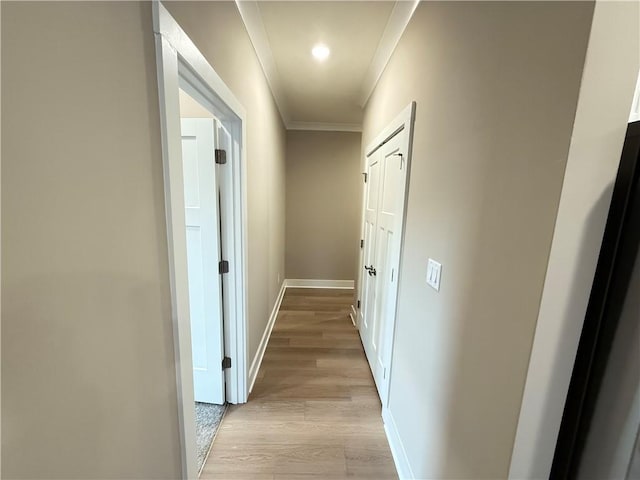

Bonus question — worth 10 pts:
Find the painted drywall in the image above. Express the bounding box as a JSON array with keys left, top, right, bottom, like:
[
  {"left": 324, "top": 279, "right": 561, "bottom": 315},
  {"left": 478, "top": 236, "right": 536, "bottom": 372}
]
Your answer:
[
  {"left": 164, "top": 2, "right": 286, "bottom": 369},
  {"left": 2, "top": 3, "right": 181, "bottom": 478},
  {"left": 179, "top": 88, "right": 214, "bottom": 118},
  {"left": 285, "top": 130, "right": 362, "bottom": 280},
  {"left": 361, "top": 2, "right": 594, "bottom": 477},
  {"left": 2, "top": 1, "right": 286, "bottom": 478},
  {"left": 509, "top": 2, "right": 640, "bottom": 477}
]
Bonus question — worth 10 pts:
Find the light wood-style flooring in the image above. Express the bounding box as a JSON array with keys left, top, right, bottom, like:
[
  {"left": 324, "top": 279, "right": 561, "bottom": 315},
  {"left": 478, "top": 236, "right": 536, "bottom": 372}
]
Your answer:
[{"left": 200, "top": 288, "right": 398, "bottom": 479}]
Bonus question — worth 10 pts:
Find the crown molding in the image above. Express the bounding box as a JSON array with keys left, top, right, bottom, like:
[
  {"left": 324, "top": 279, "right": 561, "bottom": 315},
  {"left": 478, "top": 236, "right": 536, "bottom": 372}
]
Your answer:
[
  {"left": 359, "top": 0, "right": 420, "bottom": 107},
  {"left": 235, "top": 0, "right": 290, "bottom": 124},
  {"left": 287, "top": 121, "right": 362, "bottom": 133},
  {"left": 235, "top": 0, "right": 418, "bottom": 123}
]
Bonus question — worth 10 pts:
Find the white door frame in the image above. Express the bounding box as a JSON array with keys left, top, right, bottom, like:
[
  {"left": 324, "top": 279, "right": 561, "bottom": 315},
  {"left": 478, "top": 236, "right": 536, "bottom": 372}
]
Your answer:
[
  {"left": 356, "top": 102, "right": 416, "bottom": 407},
  {"left": 153, "top": 3, "right": 248, "bottom": 478}
]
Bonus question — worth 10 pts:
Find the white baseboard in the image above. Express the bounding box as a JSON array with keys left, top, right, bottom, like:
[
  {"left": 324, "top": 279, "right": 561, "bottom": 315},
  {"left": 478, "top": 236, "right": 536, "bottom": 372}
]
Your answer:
[
  {"left": 285, "top": 279, "right": 355, "bottom": 289},
  {"left": 248, "top": 281, "right": 286, "bottom": 393},
  {"left": 248, "top": 278, "right": 354, "bottom": 393},
  {"left": 383, "top": 407, "right": 414, "bottom": 479}
]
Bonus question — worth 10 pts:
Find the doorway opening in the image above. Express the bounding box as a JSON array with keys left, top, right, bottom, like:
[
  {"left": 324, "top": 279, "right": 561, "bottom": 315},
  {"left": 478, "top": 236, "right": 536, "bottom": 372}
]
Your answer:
[
  {"left": 178, "top": 88, "right": 228, "bottom": 472},
  {"left": 154, "top": 3, "right": 249, "bottom": 478}
]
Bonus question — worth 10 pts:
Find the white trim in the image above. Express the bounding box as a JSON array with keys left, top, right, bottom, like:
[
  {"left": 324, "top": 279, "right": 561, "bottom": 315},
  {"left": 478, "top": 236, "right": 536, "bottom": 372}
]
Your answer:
[
  {"left": 365, "top": 103, "right": 416, "bottom": 158},
  {"left": 287, "top": 121, "right": 362, "bottom": 133},
  {"left": 248, "top": 281, "right": 287, "bottom": 393},
  {"left": 630, "top": 68, "right": 640, "bottom": 122},
  {"left": 359, "top": 1, "right": 420, "bottom": 107},
  {"left": 285, "top": 279, "right": 355, "bottom": 289},
  {"left": 155, "top": 5, "right": 246, "bottom": 122},
  {"left": 383, "top": 407, "right": 414, "bottom": 479},
  {"left": 235, "top": 0, "right": 289, "bottom": 125},
  {"left": 154, "top": 32, "right": 198, "bottom": 480},
  {"left": 153, "top": 3, "right": 249, "bottom": 478},
  {"left": 248, "top": 279, "right": 357, "bottom": 392},
  {"left": 248, "top": 277, "right": 357, "bottom": 393}
]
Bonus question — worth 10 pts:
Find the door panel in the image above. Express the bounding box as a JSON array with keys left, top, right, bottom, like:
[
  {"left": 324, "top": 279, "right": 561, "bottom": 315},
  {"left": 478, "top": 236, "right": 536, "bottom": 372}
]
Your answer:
[
  {"left": 359, "top": 131, "right": 407, "bottom": 401},
  {"left": 186, "top": 226, "right": 207, "bottom": 369},
  {"left": 374, "top": 144, "right": 404, "bottom": 382},
  {"left": 181, "top": 118, "right": 225, "bottom": 405},
  {"left": 358, "top": 155, "right": 381, "bottom": 331},
  {"left": 372, "top": 227, "right": 392, "bottom": 358},
  {"left": 361, "top": 154, "right": 381, "bottom": 346}
]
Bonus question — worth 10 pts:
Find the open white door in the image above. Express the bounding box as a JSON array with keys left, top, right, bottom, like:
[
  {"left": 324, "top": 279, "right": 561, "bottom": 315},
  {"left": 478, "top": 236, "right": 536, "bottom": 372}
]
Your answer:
[{"left": 181, "top": 118, "right": 225, "bottom": 405}]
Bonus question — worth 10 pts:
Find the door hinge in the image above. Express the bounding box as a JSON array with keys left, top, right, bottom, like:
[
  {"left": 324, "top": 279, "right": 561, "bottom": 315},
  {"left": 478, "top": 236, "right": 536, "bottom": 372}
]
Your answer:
[
  {"left": 360, "top": 239, "right": 364, "bottom": 249},
  {"left": 222, "top": 356, "right": 232, "bottom": 369},
  {"left": 219, "top": 260, "right": 229, "bottom": 274},
  {"left": 357, "top": 300, "right": 361, "bottom": 309},
  {"left": 215, "top": 149, "right": 227, "bottom": 165},
  {"left": 362, "top": 172, "right": 368, "bottom": 183}
]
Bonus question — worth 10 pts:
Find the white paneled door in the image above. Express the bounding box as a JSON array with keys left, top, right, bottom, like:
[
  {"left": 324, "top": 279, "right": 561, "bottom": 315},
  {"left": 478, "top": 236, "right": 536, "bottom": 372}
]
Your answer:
[
  {"left": 181, "top": 118, "right": 225, "bottom": 405},
  {"left": 360, "top": 129, "right": 408, "bottom": 405}
]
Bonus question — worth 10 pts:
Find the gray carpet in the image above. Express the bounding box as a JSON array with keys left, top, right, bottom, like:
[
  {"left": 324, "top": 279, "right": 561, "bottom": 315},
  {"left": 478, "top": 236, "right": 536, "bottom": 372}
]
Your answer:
[{"left": 195, "top": 402, "right": 226, "bottom": 472}]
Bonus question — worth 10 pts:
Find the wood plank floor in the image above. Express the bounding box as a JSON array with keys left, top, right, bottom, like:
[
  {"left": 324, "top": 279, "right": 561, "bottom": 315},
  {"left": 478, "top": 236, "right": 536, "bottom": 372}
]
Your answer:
[{"left": 200, "top": 288, "right": 398, "bottom": 480}]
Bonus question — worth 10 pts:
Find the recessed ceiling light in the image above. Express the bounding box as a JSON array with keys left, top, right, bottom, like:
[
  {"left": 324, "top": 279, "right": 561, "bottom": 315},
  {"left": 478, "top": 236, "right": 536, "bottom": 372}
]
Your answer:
[{"left": 311, "top": 43, "right": 330, "bottom": 62}]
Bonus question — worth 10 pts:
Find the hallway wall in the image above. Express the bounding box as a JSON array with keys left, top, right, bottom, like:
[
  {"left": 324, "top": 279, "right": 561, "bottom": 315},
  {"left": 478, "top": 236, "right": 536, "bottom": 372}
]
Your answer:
[
  {"left": 2, "top": 3, "right": 181, "bottom": 478},
  {"left": 2, "top": 1, "right": 285, "bottom": 478},
  {"left": 285, "top": 130, "right": 361, "bottom": 281},
  {"left": 361, "top": 2, "right": 594, "bottom": 478},
  {"left": 509, "top": 2, "right": 640, "bottom": 475}
]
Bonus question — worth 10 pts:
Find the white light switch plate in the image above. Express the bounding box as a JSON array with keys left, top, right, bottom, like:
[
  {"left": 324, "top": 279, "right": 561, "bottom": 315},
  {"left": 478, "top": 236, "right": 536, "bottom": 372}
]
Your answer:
[{"left": 426, "top": 258, "right": 442, "bottom": 291}]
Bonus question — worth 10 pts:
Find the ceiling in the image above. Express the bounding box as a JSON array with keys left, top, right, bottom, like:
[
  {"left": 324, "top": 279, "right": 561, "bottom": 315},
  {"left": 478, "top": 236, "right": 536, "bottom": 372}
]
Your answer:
[{"left": 237, "top": 1, "right": 418, "bottom": 131}]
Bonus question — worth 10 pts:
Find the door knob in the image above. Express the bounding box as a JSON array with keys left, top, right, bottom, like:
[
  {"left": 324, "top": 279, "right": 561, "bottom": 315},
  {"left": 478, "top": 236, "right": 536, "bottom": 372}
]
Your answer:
[{"left": 365, "top": 265, "right": 377, "bottom": 276}]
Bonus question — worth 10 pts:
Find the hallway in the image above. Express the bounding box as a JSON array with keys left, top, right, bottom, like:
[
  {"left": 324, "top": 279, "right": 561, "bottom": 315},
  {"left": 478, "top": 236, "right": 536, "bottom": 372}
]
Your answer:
[{"left": 200, "top": 288, "right": 397, "bottom": 479}]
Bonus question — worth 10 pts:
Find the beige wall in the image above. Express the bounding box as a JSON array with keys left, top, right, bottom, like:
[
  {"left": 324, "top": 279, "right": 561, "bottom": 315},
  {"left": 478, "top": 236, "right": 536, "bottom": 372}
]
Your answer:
[
  {"left": 165, "top": 1, "right": 286, "bottom": 364},
  {"left": 361, "top": 2, "right": 594, "bottom": 478},
  {"left": 285, "top": 130, "right": 361, "bottom": 280},
  {"left": 2, "top": 1, "right": 285, "bottom": 478},
  {"left": 2, "top": 2, "right": 181, "bottom": 478},
  {"left": 179, "top": 89, "right": 214, "bottom": 118},
  {"left": 510, "top": 2, "right": 640, "bottom": 476}
]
